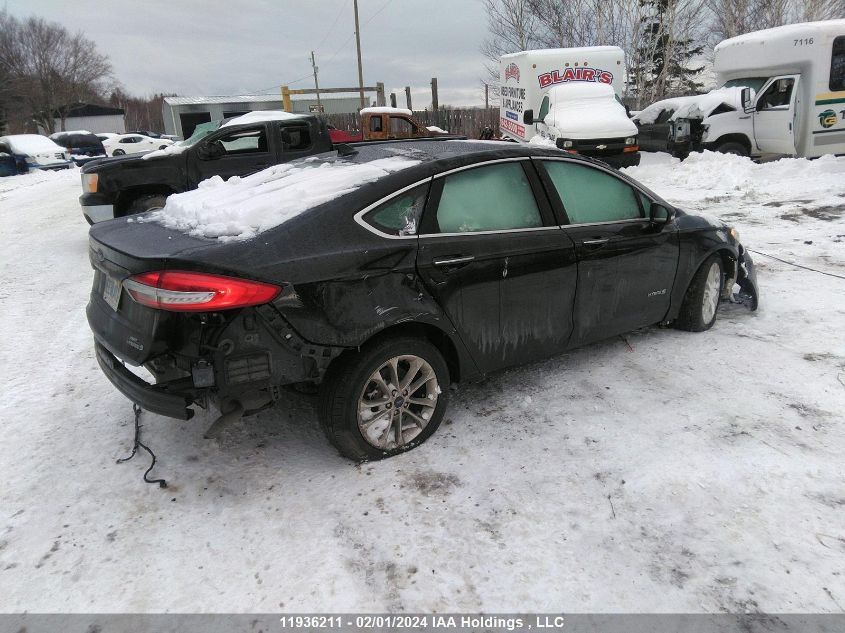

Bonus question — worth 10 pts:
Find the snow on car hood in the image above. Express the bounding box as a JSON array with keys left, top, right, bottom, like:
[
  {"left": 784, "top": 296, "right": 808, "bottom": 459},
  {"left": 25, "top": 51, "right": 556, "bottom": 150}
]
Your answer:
[
  {"left": 543, "top": 83, "right": 637, "bottom": 138},
  {"left": 635, "top": 87, "right": 747, "bottom": 124},
  {"left": 138, "top": 156, "right": 420, "bottom": 241}
]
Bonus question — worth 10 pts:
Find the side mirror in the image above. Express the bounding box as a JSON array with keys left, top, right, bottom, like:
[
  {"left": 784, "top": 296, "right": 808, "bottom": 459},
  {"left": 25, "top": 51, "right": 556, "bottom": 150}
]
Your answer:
[
  {"left": 741, "top": 87, "right": 754, "bottom": 114},
  {"left": 522, "top": 109, "right": 535, "bottom": 125},
  {"left": 649, "top": 202, "right": 673, "bottom": 225}
]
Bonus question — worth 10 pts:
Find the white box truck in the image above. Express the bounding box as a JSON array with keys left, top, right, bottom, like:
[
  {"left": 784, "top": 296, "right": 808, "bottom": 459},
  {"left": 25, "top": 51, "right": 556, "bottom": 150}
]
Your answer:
[
  {"left": 499, "top": 46, "right": 640, "bottom": 167},
  {"left": 635, "top": 19, "right": 845, "bottom": 159}
]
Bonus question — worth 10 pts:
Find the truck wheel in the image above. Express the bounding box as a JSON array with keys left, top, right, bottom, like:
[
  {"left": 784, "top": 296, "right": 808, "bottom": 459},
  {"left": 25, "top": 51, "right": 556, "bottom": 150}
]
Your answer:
[
  {"left": 715, "top": 141, "right": 748, "bottom": 156},
  {"left": 112, "top": 149, "right": 125, "bottom": 156},
  {"left": 127, "top": 194, "right": 168, "bottom": 215},
  {"left": 318, "top": 337, "right": 450, "bottom": 461},
  {"left": 674, "top": 255, "right": 723, "bottom": 332}
]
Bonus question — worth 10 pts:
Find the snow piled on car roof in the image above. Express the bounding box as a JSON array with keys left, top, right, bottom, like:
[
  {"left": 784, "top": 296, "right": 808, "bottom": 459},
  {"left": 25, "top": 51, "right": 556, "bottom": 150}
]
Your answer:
[
  {"left": 139, "top": 156, "right": 420, "bottom": 240},
  {"left": 220, "top": 110, "right": 305, "bottom": 128}
]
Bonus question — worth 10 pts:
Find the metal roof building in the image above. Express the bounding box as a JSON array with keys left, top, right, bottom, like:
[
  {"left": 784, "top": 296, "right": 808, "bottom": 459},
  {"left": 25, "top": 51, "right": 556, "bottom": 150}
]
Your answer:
[{"left": 162, "top": 94, "right": 362, "bottom": 138}]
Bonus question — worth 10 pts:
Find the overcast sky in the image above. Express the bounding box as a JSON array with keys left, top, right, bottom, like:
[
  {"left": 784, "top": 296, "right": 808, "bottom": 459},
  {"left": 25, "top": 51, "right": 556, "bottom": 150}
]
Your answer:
[{"left": 8, "top": 0, "right": 493, "bottom": 108}]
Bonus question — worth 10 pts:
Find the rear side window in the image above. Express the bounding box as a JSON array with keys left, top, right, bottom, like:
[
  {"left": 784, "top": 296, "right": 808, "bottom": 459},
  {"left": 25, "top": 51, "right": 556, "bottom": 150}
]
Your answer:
[
  {"left": 832, "top": 36, "right": 845, "bottom": 91},
  {"left": 282, "top": 125, "right": 311, "bottom": 150},
  {"left": 370, "top": 117, "right": 383, "bottom": 132},
  {"left": 434, "top": 162, "right": 542, "bottom": 233},
  {"left": 542, "top": 161, "right": 642, "bottom": 224},
  {"left": 363, "top": 184, "right": 428, "bottom": 236},
  {"left": 389, "top": 116, "right": 416, "bottom": 136}
]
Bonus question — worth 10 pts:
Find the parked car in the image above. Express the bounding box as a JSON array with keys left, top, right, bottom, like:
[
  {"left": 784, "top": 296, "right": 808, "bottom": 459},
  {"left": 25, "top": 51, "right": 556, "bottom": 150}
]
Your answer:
[
  {"left": 80, "top": 112, "right": 332, "bottom": 223},
  {"left": 102, "top": 133, "right": 173, "bottom": 157},
  {"left": 87, "top": 139, "right": 759, "bottom": 461},
  {"left": 0, "top": 134, "right": 72, "bottom": 173},
  {"left": 50, "top": 131, "right": 106, "bottom": 165}
]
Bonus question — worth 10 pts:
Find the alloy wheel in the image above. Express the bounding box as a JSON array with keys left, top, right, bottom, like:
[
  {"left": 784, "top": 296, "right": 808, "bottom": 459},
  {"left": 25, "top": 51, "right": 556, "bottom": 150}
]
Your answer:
[{"left": 357, "top": 355, "right": 439, "bottom": 450}]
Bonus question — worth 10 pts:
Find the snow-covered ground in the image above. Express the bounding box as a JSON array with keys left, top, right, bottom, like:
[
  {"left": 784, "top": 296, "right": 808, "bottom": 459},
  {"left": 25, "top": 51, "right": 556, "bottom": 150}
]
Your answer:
[{"left": 1, "top": 153, "right": 843, "bottom": 613}]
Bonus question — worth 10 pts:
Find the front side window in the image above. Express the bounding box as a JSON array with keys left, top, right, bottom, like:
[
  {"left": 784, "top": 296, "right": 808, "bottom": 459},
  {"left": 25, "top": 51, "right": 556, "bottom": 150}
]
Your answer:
[
  {"left": 434, "top": 162, "right": 542, "bottom": 233},
  {"left": 538, "top": 95, "right": 550, "bottom": 122},
  {"left": 364, "top": 184, "right": 428, "bottom": 236},
  {"left": 757, "top": 78, "right": 795, "bottom": 110},
  {"left": 218, "top": 128, "right": 267, "bottom": 155},
  {"left": 831, "top": 36, "right": 845, "bottom": 91},
  {"left": 542, "top": 161, "right": 642, "bottom": 224},
  {"left": 370, "top": 116, "right": 383, "bottom": 132}
]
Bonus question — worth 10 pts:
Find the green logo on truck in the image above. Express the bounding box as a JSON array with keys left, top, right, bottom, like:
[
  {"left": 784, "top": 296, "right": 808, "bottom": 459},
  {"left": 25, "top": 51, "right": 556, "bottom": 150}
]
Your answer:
[{"left": 818, "top": 109, "right": 837, "bottom": 128}]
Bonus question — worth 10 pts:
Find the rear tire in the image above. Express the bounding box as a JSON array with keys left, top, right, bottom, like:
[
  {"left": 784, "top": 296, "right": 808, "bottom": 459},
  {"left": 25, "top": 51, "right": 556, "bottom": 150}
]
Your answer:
[
  {"left": 674, "top": 255, "right": 723, "bottom": 332},
  {"left": 127, "top": 193, "right": 168, "bottom": 215},
  {"left": 112, "top": 149, "right": 125, "bottom": 156},
  {"left": 715, "top": 141, "right": 748, "bottom": 156},
  {"left": 318, "top": 337, "right": 450, "bottom": 461}
]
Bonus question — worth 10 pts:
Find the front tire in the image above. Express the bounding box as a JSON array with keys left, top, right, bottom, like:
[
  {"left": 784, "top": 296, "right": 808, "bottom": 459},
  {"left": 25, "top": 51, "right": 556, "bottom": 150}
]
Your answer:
[
  {"left": 715, "top": 141, "right": 748, "bottom": 156},
  {"left": 674, "top": 255, "right": 723, "bottom": 332},
  {"left": 318, "top": 337, "right": 450, "bottom": 461}
]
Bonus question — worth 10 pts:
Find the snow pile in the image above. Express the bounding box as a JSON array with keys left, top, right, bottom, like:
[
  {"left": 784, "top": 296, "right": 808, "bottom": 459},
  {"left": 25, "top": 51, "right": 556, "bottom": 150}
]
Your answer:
[
  {"left": 142, "top": 144, "right": 188, "bottom": 160},
  {"left": 426, "top": 125, "right": 449, "bottom": 133},
  {"left": 1, "top": 134, "right": 65, "bottom": 155},
  {"left": 623, "top": 151, "right": 845, "bottom": 207},
  {"left": 220, "top": 110, "right": 304, "bottom": 128},
  {"left": 543, "top": 83, "right": 637, "bottom": 138},
  {"left": 635, "top": 87, "right": 746, "bottom": 124},
  {"left": 142, "top": 156, "right": 420, "bottom": 240},
  {"left": 361, "top": 106, "right": 413, "bottom": 116}
]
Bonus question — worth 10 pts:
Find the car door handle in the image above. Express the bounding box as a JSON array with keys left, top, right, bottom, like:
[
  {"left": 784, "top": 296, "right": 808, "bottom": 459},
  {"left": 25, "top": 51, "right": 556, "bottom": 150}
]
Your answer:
[
  {"left": 433, "top": 255, "right": 475, "bottom": 267},
  {"left": 582, "top": 238, "right": 609, "bottom": 246}
]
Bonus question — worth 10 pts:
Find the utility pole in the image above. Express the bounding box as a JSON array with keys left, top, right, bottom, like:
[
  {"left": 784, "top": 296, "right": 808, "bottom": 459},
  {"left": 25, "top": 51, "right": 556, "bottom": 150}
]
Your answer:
[
  {"left": 354, "top": 0, "right": 365, "bottom": 110},
  {"left": 310, "top": 51, "right": 322, "bottom": 113},
  {"left": 484, "top": 83, "right": 489, "bottom": 109}
]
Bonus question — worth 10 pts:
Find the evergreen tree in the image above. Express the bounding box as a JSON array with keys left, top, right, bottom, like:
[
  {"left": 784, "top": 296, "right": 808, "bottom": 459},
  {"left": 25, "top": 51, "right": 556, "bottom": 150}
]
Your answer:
[{"left": 630, "top": 0, "right": 705, "bottom": 105}]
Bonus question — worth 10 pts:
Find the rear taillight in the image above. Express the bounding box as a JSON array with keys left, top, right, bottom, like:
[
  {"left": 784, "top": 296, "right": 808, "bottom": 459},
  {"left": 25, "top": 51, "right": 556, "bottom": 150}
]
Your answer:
[{"left": 123, "top": 271, "right": 281, "bottom": 312}]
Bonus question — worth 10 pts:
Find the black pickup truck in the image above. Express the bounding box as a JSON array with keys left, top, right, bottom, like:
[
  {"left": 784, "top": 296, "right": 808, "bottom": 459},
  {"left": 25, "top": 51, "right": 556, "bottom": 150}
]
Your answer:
[{"left": 79, "top": 113, "right": 333, "bottom": 224}]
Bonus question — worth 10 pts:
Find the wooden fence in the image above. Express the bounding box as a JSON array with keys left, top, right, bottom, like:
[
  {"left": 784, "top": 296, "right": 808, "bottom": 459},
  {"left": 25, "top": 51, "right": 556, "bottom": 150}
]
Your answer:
[{"left": 325, "top": 107, "right": 501, "bottom": 139}]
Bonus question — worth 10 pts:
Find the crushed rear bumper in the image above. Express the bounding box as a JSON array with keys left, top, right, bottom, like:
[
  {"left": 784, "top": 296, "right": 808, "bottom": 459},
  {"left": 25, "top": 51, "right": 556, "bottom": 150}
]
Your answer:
[{"left": 95, "top": 342, "right": 195, "bottom": 420}]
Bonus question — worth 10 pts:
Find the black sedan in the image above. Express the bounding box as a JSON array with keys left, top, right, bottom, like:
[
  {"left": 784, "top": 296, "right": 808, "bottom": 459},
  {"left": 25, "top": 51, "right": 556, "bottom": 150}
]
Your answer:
[{"left": 87, "top": 140, "right": 758, "bottom": 461}]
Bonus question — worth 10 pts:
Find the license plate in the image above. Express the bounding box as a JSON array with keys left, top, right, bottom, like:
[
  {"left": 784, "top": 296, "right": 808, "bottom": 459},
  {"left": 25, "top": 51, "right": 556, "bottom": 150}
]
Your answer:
[{"left": 103, "top": 275, "right": 122, "bottom": 311}]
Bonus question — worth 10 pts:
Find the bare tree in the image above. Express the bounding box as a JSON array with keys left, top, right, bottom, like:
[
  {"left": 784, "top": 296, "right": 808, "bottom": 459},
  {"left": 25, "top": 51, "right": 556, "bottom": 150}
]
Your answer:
[
  {"left": 480, "top": 0, "right": 542, "bottom": 101},
  {"left": 0, "top": 13, "right": 112, "bottom": 133}
]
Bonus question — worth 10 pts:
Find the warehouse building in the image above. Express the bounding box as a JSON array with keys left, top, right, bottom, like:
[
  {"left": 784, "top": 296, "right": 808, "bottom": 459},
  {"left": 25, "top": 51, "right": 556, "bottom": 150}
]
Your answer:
[{"left": 162, "top": 94, "right": 362, "bottom": 139}]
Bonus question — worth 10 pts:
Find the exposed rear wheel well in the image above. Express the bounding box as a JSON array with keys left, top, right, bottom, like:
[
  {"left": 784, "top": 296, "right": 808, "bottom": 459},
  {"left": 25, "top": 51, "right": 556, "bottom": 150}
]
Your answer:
[{"left": 351, "top": 323, "right": 462, "bottom": 383}]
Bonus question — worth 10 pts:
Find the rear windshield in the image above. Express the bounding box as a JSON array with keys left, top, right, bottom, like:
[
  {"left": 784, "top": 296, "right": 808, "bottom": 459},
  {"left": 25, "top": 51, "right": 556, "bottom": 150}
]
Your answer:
[
  {"left": 832, "top": 36, "right": 845, "bottom": 92},
  {"left": 54, "top": 133, "right": 103, "bottom": 146}
]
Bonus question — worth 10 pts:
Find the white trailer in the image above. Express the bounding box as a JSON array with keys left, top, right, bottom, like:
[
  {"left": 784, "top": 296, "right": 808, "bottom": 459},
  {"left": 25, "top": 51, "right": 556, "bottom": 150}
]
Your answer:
[
  {"left": 636, "top": 19, "right": 845, "bottom": 158},
  {"left": 499, "top": 46, "right": 640, "bottom": 167}
]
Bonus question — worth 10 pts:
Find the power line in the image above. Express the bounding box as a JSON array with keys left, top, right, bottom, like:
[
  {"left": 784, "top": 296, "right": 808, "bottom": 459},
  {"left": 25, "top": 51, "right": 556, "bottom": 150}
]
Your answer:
[{"left": 315, "top": 0, "right": 351, "bottom": 52}]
